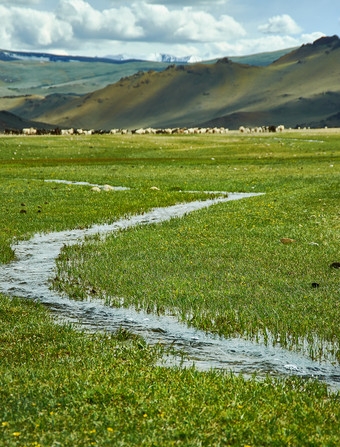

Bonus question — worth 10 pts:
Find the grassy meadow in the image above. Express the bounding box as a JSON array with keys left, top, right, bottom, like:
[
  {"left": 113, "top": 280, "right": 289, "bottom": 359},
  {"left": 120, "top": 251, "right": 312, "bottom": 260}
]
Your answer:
[{"left": 0, "top": 131, "right": 339, "bottom": 445}]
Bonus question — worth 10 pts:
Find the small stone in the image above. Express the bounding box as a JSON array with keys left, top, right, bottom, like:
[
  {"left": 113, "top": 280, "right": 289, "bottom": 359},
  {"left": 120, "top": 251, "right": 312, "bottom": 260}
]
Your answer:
[
  {"left": 309, "top": 242, "right": 319, "bottom": 246},
  {"left": 330, "top": 262, "right": 340, "bottom": 269},
  {"left": 280, "top": 238, "right": 296, "bottom": 244},
  {"left": 150, "top": 186, "right": 160, "bottom": 191},
  {"left": 91, "top": 186, "right": 101, "bottom": 192},
  {"left": 102, "top": 184, "right": 114, "bottom": 191}
]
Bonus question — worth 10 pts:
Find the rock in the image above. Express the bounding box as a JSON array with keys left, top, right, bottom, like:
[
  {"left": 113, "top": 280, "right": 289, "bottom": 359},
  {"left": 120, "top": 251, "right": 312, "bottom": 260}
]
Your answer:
[
  {"left": 280, "top": 238, "right": 296, "bottom": 244},
  {"left": 91, "top": 186, "right": 101, "bottom": 192},
  {"left": 102, "top": 184, "right": 115, "bottom": 191},
  {"left": 330, "top": 262, "right": 340, "bottom": 269},
  {"left": 284, "top": 364, "right": 298, "bottom": 371},
  {"left": 150, "top": 186, "right": 160, "bottom": 191}
]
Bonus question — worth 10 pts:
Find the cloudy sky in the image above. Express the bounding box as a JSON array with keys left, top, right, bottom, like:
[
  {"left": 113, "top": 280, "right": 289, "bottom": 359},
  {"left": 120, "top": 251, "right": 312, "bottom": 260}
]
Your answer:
[{"left": 0, "top": 0, "right": 339, "bottom": 59}]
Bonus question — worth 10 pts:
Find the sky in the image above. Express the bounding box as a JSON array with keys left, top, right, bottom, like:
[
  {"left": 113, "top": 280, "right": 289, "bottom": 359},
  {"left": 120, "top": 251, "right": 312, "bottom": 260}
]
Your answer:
[{"left": 0, "top": 0, "right": 339, "bottom": 60}]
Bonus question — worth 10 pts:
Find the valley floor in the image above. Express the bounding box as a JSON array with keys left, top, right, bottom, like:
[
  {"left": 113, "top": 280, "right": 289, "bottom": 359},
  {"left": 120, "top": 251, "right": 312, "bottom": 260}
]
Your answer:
[{"left": 0, "top": 131, "right": 339, "bottom": 445}]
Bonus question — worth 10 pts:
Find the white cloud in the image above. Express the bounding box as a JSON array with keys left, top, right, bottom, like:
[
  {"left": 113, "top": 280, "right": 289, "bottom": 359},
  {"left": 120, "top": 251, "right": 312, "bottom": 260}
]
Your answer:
[
  {"left": 132, "top": 3, "right": 246, "bottom": 43},
  {"left": 205, "top": 32, "right": 330, "bottom": 59},
  {"left": 206, "top": 35, "right": 298, "bottom": 58},
  {"left": 0, "top": 5, "right": 73, "bottom": 49},
  {"left": 145, "top": 0, "right": 228, "bottom": 6},
  {"left": 0, "top": 0, "right": 41, "bottom": 4},
  {"left": 110, "top": 0, "right": 229, "bottom": 6},
  {"left": 259, "top": 14, "right": 302, "bottom": 35},
  {"left": 0, "top": 0, "right": 246, "bottom": 53},
  {"left": 301, "top": 32, "right": 325, "bottom": 43},
  {"left": 56, "top": 0, "right": 143, "bottom": 40},
  {"left": 54, "top": 1, "right": 245, "bottom": 44},
  {"left": 0, "top": 0, "right": 330, "bottom": 60}
]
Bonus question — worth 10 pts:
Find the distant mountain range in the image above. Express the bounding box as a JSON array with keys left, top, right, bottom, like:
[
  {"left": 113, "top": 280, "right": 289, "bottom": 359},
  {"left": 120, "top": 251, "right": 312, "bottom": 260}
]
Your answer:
[
  {"left": 0, "top": 47, "right": 296, "bottom": 99},
  {"left": 0, "top": 50, "right": 142, "bottom": 64},
  {"left": 0, "top": 48, "right": 293, "bottom": 66},
  {"left": 0, "top": 36, "right": 339, "bottom": 130},
  {"left": 105, "top": 53, "right": 203, "bottom": 63}
]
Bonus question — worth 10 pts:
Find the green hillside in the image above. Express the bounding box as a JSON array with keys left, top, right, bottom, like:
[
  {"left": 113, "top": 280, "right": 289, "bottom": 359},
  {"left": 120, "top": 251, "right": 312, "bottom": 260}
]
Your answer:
[
  {"left": 8, "top": 36, "right": 337, "bottom": 130},
  {"left": 1, "top": 37, "right": 339, "bottom": 130},
  {"left": 0, "top": 59, "right": 173, "bottom": 97},
  {"left": 0, "top": 47, "right": 294, "bottom": 99}
]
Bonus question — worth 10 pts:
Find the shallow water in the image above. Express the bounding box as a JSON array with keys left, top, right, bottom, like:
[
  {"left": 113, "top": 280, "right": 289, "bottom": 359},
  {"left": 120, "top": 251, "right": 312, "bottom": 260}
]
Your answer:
[
  {"left": 1, "top": 189, "right": 339, "bottom": 390},
  {"left": 39, "top": 179, "right": 130, "bottom": 190},
  {"left": 274, "top": 138, "right": 325, "bottom": 144}
]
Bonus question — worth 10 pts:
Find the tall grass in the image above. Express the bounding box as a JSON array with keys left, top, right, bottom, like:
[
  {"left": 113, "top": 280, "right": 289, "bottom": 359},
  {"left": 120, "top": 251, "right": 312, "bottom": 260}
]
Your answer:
[
  {"left": 49, "top": 133, "right": 340, "bottom": 361},
  {"left": 1, "top": 294, "right": 339, "bottom": 446},
  {"left": 0, "top": 132, "right": 339, "bottom": 445}
]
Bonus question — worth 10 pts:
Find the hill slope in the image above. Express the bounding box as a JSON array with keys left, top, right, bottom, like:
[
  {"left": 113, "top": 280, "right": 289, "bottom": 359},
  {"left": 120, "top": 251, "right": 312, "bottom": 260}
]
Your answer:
[
  {"left": 0, "top": 110, "right": 54, "bottom": 131},
  {"left": 3, "top": 36, "right": 340, "bottom": 129},
  {"left": 0, "top": 56, "right": 172, "bottom": 97},
  {"left": 0, "top": 47, "right": 291, "bottom": 99}
]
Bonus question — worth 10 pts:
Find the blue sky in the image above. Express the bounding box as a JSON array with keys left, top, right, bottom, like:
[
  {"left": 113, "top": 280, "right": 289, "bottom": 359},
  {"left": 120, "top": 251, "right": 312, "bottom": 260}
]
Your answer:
[{"left": 0, "top": 0, "right": 338, "bottom": 59}]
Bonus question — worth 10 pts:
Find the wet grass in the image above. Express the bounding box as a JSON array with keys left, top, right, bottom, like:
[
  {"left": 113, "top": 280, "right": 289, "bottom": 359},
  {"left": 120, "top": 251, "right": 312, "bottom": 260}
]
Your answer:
[
  {"left": 1, "top": 293, "right": 339, "bottom": 446},
  {"left": 50, "top": 133, "right": 340, "bottom": 362},
  {"left": 0, "top": 135, "right": 207, "bottom": 263},
  {"left": 0, "top": 132, "right": 339, "bottom": 445}
]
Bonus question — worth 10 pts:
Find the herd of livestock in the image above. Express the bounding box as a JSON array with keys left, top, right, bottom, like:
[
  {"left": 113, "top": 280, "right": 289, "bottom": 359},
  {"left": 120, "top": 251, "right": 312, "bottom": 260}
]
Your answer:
[
  {"left": 2, "top": 125, "right": 286, "bottom": 136},
  {"left": 1, "top": 125, "right": 286, "bottom": 136}
]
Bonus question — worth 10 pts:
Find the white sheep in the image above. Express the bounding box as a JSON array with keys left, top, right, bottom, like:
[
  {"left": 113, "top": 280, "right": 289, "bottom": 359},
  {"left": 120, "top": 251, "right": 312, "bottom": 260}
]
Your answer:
[
  {"left": 22, "top": 127, "right": 37, "bottom": 135},
  {"left": 61, "top": 128, "right": 74, "bottom": 136}
]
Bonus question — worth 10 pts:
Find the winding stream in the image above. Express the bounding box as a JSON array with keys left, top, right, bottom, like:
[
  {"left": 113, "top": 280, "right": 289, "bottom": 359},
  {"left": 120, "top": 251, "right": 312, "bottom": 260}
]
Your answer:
[{"left": 1, "top": 183, "right": 339, "bottom": 389}]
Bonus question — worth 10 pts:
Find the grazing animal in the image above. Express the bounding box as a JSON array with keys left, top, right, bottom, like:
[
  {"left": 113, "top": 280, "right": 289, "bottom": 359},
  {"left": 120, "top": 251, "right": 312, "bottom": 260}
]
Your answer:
[{"left": 22, "top": 127, "right": 37, "bottom": 135}]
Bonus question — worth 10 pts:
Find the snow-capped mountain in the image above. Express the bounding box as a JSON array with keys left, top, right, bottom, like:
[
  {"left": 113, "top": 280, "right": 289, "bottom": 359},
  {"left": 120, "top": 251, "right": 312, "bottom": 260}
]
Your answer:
[
  {"left": 106, "top": 53, "right": 202, "bottom": 63},
  {"left": 156, "top": 54, "right": 202, "bottom": 63}
]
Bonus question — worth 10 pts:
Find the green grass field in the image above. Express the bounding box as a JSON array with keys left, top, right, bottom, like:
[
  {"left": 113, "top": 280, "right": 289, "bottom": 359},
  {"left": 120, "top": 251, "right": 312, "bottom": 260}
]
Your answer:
[{"left": 0, "top": 132, "right": 339, "bottom": 445}]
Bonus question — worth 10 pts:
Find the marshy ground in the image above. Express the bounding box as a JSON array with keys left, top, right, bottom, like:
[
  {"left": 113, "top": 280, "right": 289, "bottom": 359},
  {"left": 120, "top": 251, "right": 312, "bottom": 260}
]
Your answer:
[{"left": 0, "top": 131, "right": 339, "bottom": 445}]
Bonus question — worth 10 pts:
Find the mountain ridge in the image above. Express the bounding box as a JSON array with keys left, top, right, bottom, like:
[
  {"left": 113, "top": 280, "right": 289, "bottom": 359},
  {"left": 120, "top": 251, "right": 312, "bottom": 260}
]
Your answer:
[
  {"left": 0, "top": 47, "right": 294, "bottom": 66},
  {"left": 1, "top": 36, "right": 339, "bottom": 130}
]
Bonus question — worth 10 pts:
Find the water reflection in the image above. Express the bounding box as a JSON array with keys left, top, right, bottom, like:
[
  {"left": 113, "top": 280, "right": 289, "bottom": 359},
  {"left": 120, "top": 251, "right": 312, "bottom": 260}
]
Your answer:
[{"left": 0, "top": 190, "right": 339, "bottom": 389}]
